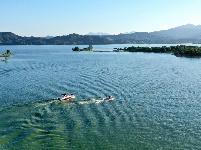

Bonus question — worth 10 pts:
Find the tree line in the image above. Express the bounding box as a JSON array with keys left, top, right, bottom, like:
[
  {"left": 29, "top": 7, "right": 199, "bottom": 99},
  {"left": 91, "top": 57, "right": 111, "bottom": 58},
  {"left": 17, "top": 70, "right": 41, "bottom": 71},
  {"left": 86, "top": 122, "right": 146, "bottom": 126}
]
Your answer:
[{"left": 124, "top": 45, "right": 201, "bottom": 57}]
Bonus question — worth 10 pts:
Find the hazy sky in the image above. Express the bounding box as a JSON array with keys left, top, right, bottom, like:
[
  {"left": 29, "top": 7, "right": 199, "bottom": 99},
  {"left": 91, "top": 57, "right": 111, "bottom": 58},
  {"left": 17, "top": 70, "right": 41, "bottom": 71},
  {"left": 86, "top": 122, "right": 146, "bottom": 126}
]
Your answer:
[{"left": 1, "top": 0, "right": 201, "bottom": 37}]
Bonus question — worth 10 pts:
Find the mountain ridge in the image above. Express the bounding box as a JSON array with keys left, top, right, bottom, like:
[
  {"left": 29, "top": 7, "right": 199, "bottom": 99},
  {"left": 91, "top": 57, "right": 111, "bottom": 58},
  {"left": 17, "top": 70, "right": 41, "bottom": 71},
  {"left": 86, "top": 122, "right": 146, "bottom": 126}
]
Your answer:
[
  {"left": 151, "top": 24, "right": 201, "bottom": 39},
  {"left": 1, "top": 24, "right": 201, "bottom": 45}
]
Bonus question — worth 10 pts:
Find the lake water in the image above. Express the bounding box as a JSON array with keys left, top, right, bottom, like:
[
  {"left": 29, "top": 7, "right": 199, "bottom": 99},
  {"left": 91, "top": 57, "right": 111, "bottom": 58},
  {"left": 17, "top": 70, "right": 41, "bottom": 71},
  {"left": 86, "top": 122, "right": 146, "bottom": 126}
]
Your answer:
[{"left": 1, "top": 44, "right": 201, "bottom": 149}]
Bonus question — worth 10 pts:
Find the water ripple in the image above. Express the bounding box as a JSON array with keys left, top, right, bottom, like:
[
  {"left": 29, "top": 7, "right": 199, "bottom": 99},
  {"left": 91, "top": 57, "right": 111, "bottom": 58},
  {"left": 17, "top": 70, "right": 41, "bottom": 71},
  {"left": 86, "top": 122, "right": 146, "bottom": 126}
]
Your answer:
[{"left": 1, "top": 46, "right": 201, "bottom": 149}]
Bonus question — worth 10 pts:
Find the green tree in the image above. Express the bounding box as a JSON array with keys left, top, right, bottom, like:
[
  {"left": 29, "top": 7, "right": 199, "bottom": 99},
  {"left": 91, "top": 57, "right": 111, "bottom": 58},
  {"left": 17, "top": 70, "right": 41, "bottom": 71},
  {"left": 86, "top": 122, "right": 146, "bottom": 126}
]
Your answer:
[
  {"left": 6, "top": 50, "right": 11, "bottom": 54},
  {"left": 72, "top": 47, "right": 80, "bottom": 51}
]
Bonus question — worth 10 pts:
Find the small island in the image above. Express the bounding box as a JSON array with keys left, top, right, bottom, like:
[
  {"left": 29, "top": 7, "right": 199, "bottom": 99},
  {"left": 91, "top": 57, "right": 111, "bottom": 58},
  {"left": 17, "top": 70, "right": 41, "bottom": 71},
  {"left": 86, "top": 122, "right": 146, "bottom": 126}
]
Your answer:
[
  {"left": 72, "top": 45, "right": 116, "bottom": 52},
  {"left": 0, "top": 50, "right": 12, "bottom": 57},
  {"left": 72, "top": 45, "right": 93, "bottom": 51}
]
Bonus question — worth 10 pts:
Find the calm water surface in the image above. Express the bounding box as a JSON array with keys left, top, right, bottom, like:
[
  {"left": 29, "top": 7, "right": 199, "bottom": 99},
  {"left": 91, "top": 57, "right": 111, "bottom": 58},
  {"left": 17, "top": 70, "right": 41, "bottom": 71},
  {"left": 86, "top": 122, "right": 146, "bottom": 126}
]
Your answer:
[{"left": 1, "top": 45, "right": 201, "bottom": 149}]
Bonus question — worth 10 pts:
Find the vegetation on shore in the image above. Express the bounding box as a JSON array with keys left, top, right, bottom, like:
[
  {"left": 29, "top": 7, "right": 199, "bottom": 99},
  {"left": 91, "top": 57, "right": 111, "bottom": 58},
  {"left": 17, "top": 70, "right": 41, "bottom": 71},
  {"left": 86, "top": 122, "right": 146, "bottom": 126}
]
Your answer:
[
  {"left": 118, "top": 45, "right": 201, "bottom": 57},
  {"left": 72, "top": 45, "right": 201, "bottom": 57}
]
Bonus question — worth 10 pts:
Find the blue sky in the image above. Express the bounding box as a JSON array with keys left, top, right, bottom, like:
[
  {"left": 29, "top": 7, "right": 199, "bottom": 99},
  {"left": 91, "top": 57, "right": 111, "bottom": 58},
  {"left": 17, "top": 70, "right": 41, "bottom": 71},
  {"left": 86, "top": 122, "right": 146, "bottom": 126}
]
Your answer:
[{"left": 1, "top": 0, "right": 201, "bottom": 36}]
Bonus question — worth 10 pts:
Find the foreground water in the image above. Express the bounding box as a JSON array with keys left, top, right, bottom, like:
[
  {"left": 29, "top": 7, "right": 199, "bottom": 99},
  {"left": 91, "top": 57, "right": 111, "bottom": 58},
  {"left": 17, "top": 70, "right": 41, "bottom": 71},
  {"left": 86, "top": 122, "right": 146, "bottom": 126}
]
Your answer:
[{"left": 1, "top": 44, "right": 201, "bottom": 149}]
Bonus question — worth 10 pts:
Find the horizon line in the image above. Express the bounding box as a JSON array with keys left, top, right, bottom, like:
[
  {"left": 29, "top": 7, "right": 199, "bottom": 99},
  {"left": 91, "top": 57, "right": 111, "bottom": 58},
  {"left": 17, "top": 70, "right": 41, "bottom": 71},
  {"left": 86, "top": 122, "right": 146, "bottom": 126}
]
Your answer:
[{"left": 1, "top": 23, "right": 201, "bottom": 37}]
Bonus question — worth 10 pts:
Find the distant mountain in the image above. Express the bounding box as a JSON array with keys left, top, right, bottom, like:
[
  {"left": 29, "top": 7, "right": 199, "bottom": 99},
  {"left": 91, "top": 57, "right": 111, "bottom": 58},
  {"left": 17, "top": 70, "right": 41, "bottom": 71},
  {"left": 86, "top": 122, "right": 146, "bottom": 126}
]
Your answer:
[
  {"left": 151, "top": 24, "right": 201, "bottom": 39},
  {"left": 86, "top": 32, "right": 110, "bottom": 35},
  {"left": 45, "top": 35, "right": 54, "bottom": 39},
  {"left": 87, "top": 31, "right": 136, "bottom": 35},
  {"left": 120, "top": 31, "right": 135, "bottom": 34},
  {"left": 1, "top": 24, "right": 201, "bottom": 45}
]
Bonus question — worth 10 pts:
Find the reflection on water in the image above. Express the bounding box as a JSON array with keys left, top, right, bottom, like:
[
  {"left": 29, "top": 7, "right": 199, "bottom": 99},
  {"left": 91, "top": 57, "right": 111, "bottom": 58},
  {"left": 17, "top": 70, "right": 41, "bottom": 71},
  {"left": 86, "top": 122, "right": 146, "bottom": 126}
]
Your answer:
[{"left": 0, "top": 45, "right": 201, "bottom": 149}]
